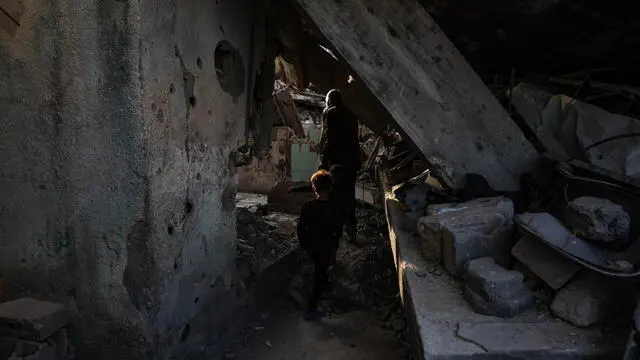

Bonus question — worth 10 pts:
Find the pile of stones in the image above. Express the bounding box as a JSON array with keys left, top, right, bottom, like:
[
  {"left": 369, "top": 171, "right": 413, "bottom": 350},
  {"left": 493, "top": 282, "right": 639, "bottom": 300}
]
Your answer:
[{"left": 416, "top": 193, "right": 636, "bottom": 325}]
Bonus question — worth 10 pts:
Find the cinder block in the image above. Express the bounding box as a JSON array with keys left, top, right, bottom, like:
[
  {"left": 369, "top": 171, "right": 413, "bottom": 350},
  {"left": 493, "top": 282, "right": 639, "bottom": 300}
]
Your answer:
[
  {"left": 418, "top": 197, "right": 515, "bottom": 273},
  {"left": 464, "top": 286, "right": 534, "bottom": 319},
  {"left": 511, "top": 235, "right": 580, "bottom": 290},
  {"left": 463, "top": 257, "right": 528, "bottom": 302},
  {"left": 0, "top": 298, "right": 68, "bottom": 341},
  {"left": 441, "top": 216, "right": 514, "bottom": 277}
]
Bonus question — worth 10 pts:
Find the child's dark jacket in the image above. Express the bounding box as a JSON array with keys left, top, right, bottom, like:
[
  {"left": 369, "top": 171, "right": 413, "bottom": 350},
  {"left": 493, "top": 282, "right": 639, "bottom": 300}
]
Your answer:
[{"left": 296, "top": 199, "right": 342, "bottom": 257}]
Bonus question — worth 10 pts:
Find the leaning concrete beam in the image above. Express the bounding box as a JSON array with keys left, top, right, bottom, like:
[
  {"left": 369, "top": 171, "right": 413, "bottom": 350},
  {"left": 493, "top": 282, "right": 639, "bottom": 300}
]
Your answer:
[{"left": 293, "top": 0, "right": 538, "bottom": 190}]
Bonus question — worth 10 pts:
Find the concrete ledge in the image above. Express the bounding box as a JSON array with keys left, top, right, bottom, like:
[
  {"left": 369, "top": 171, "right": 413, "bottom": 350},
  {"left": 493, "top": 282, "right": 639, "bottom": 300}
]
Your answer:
[{"left": 382, "top": 174, "right": 625, "bottom": 360}]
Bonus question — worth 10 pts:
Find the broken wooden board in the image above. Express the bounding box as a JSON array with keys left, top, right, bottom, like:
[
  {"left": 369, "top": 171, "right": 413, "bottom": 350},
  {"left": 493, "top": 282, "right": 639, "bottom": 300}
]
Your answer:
[
  {"left": 292, "top": 0, "right": 538, "bottom": 190},
  {"left": 273, "top": 89, "right": 306, "bottom": 139}
]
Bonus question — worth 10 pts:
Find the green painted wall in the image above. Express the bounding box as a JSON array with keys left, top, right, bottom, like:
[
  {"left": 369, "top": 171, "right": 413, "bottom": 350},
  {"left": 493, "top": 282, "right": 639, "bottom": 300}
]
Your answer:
[{"left": 291, "top": 127, "right": 322, "bottom": 182}]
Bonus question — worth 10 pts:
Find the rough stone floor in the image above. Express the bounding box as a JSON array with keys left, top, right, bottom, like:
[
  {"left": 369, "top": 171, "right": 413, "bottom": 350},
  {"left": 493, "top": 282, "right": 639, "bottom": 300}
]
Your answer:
[
  {"left": 226, "top": 303, "right": 405, "bottom": 360},
  {"left": 225, "top": 202, "right": 408, "bottom": 360}
]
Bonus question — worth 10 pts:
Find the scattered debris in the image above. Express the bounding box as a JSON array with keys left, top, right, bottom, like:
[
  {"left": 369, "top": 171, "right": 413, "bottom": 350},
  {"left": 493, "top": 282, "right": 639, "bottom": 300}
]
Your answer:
[
  {"left": 564, "top": 196, "right": 631, "bottom": 243},
  {"left": 235, "top": 204, "right": 298, "bottom": 278}
]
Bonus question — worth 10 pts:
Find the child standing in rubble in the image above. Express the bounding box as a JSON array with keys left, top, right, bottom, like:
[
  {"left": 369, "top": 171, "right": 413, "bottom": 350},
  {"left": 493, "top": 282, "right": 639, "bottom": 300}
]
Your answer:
[{"left": 297, "top": 170, "right": 343, "bottom": 321}]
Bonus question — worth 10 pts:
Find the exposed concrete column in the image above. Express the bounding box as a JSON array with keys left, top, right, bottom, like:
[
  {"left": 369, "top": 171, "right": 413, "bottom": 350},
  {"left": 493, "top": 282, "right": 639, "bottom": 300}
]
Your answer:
[
  {"left": 0, "top": 0, "right": 268, "bottom": 359},
  {"left": 292, "top": 0, "right": 539, "bottom": 190}
]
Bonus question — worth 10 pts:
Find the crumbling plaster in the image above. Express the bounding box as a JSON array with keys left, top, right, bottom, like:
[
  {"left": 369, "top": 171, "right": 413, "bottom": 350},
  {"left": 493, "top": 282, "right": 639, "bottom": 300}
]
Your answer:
[{"left": 0, "top": 0, "right": 273, "bottom": 358}]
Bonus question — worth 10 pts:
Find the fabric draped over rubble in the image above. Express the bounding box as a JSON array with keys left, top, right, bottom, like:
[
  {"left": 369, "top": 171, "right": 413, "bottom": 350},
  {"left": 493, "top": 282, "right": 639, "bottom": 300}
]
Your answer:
[{"left": 511, "top": 83, "right": 640, "bottom": 178}]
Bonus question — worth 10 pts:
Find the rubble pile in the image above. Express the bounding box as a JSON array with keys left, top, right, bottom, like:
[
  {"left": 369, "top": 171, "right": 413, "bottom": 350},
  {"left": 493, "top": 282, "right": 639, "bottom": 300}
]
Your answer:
[
  {"left": 399, "top": 166, "right": 639, "bottom": 326},
  {"left": 0, "top": 298, "right": 74, "bottom": 360},
  {"left": 235, "top": 205, "right": 298, "bottom": 280}
]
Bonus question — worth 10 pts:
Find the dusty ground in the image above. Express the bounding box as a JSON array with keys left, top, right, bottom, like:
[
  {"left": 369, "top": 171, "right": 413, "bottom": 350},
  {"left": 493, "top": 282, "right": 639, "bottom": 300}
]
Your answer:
[
  {"left": 226, "top": 306, "right": 406, "bottom": 360},
  {"left": 226, "top": 203, "right": 410, "bottom": 360}
]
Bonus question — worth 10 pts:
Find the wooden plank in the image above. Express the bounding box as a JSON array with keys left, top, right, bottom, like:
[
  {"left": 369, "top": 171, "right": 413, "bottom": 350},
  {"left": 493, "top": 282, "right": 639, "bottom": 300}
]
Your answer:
[
  {"left": 273, "top": 89, "right": 306, "bottom": 139},
  {"left": 292, "top": 0, "right": 538, "bottom": 190}
]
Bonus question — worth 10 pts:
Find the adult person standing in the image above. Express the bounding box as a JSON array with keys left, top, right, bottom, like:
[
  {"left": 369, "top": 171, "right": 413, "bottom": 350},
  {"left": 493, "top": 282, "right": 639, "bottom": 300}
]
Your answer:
[{"left": 318, "top": 89, "right": 361, "bottom": 244}]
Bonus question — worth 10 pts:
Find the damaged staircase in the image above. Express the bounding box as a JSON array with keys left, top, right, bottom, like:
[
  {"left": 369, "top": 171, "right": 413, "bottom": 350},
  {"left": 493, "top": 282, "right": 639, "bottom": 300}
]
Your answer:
[{"left": 292, "top": 0, "right": 538, "bottom": 190}]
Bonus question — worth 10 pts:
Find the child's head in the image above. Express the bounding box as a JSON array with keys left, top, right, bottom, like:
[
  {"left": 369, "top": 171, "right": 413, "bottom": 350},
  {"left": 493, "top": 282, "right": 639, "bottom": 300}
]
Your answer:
[
  {"left": 310, "top": 170, "right": 333, "bottom": 197},
  {"left": 329, "top": 164, "right": 346, "bottom": 184}
]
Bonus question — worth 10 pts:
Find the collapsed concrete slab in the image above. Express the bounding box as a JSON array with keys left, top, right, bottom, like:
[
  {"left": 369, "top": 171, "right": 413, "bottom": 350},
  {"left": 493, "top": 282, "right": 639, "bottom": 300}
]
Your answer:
[{"left": 292, "top": 0, "right": 538, "bottom": 190}]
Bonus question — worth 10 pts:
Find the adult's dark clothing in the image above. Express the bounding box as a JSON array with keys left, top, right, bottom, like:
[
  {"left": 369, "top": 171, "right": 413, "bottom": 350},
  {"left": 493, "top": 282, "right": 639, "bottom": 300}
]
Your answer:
[
  {"left": 319, "top": 105, "right": 361, "bottom": 171},
  {"left": 319, "top": 105, "right": 361, "bottom": 241},
  {"left": 329, "top": 166, "right": 358, "bottom": 240}
]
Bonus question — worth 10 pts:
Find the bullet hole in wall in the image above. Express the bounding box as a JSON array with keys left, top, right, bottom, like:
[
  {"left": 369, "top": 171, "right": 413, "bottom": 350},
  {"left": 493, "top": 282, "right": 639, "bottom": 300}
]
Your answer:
[
  {"left": 169, "top": 83, "right": 176, "bottom": 94},
  {"left": 194, "top": 297, "right": 199, "bottom": 304},
  {"left": 180, "top": 324, "right": 191, "bottom": 342},
  {"left": 196, "top": 57, "right": 203, "bottom": 69},
  {"left": 189, "top": 96, "right": 197, "bottom": 107},
  {"left": 167, "top": 225, "right": 175, "bottom": 235},
  {"left": 184, "top": 200, "right": 193, "bottom": 214},
  {"left": 196, "top": 172, "right": 202, "bottom": 181}
]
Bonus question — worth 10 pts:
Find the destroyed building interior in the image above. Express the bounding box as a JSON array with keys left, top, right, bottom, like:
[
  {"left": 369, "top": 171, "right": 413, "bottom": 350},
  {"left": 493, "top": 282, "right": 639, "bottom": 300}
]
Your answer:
[{"left": 1, "top": 0, "right": 639, "bottom": 359}]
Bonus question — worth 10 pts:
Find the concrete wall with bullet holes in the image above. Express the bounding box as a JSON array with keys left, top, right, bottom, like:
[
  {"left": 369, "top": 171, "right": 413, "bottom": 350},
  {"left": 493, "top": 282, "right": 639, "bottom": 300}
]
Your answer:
[{"left": 0, "top": 0, "right": 275, "bottom": 358}]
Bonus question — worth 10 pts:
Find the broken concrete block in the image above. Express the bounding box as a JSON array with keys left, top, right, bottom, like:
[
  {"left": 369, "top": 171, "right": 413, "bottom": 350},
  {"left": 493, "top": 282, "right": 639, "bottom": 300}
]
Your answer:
[
  {"left": 418, "top": 197, "right": 515, "bottom": 270},
  {"left": 463, "top": 286, "right": 534, "bottom": 318},
  {"left": 463, "top": 257, "right": 529, "bottom": 302},
  {"left": 550, "top": 272, "right": 614, "bottom": 327},
  {"left": 0, "top": 298, "right": 68, "bottom": 341},
  {"left": 511, "top": 235, "right": 580, "bottom": 290},
  {"left": 564, "top": 196, "right": 630, "bottom": 243},
  {"left": 442, "top": 224, "right": 514, "bottom": 277},
  {"left": 0, "top": 337, "right": 56, "bottom": 360}
]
